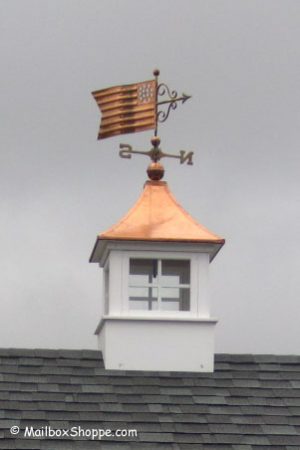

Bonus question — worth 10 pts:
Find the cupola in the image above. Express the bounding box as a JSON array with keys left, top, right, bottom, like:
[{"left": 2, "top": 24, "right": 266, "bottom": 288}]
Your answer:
[{"left": 90, "top": 165, "right": 224, "bottom": 372}]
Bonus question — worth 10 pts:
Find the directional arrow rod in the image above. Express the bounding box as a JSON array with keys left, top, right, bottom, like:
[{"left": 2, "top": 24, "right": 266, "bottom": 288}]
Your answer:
[{"left": 157, "top": 93, "right": 191, "bottom": 106}]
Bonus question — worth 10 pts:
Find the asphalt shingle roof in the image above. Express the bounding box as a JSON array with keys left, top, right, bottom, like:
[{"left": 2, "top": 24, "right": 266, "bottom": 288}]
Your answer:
[{"left": 1, "top": 349, "right": 300, "bottom": 449}]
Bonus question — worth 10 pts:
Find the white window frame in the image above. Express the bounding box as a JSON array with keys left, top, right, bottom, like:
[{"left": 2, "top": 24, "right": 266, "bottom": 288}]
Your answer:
[{"left": 122, "top": 251, "right": 198, "bottom": 317}]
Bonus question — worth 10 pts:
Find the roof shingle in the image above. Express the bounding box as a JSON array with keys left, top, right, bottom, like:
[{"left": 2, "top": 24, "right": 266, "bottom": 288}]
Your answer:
[{"left": 1, "top": 349, "right": 300, "bottom": 449}]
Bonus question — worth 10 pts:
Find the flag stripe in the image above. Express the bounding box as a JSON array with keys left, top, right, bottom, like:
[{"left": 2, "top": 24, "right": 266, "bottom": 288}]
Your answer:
[
  {"left": 99, "top": 124, "right": 154, "bottom": 139},
  {"left": 101, "top": 105, "right": 155, "bottom": 122},
  {"left": 100, "top": 116, "right": 155, "bottom": 132},
  {"left": 92, "top": 79, "right": 154, "bottom": 98},
  {"left": 95, "top": 93, "right": 139, "bottom": 106},
  {"left": 100, "top": 114, "right": 153, "bottom": 129},
  {"left": 99, "top": 122, "right": 155, "bottom": 139},
  {"left": 99, "top": 118, "right": 155, "bottom": 136},
  {"left": 93, "top": 92, "right": 138, "bottom": 106},
  {"left": 92, "top": 90, "right": 137, "bottom": 102},
  {"left": 92, "top": 85, "right": 137, "bottom": 98},
  {"left": 100, "top": 102, "right": 152, "bottom": 114}
]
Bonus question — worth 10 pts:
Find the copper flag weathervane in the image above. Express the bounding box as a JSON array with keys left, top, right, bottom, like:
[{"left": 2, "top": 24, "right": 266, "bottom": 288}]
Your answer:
[
  {"left": 92, "top": 78, "right": 157, "bottom": 140},
  {"left": 92, "top": 69, "right": 193, "bottom": 176}
]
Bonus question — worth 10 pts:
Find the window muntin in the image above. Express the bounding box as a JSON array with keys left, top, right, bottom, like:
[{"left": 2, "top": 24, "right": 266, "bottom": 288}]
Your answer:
[
  {"left": 129, "top": 286, "right": 158, "bottom": 310},
  {"left": 129, "top": 258, "right": 190, "bottom": 311}
]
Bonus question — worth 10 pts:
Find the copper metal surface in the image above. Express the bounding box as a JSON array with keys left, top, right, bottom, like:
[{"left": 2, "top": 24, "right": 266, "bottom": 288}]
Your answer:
[
  {"left": 99, "top": 181, "right": 225, "bottom": 244},
  {"left": 147, "top": 162, "right": 165, "bottom": 180},
  {"left": 92, "top": 80, "right": 156, "bottom": 139}
]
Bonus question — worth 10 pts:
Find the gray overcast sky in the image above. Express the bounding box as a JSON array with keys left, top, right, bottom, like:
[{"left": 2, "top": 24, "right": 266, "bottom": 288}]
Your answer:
[{"left": 0, "top": 0, "right": 299, "bottom": 354}]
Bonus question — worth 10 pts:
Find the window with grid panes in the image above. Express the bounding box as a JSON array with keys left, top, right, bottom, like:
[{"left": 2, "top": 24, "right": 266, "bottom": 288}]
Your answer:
[{"left": 129, "top": 258, "right": 190, "bottom": 311}]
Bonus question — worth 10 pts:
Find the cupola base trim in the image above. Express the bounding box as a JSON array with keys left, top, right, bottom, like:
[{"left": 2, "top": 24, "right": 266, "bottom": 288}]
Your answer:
[{"left": 96, "top": 316, "right": 217, "bottom": 372}]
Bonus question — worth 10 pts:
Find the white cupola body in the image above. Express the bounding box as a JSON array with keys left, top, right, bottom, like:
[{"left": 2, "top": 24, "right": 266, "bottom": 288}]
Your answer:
[{"left": 90, "top": 179, "right": 224, "bottom": 372}]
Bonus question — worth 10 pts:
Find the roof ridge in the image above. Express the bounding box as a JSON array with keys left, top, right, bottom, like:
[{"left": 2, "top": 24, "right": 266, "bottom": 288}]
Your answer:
[
  {"left": 0, "top": 348, "right": 102, "bottom": 359},
  {"left": 1, "top": 349, "right": 299, "bottom": 362}
]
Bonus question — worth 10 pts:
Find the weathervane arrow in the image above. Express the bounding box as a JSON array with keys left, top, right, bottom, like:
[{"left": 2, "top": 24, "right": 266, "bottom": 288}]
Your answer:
[{"left": 157, "top": 92, "right": 191, "bottom": 106}]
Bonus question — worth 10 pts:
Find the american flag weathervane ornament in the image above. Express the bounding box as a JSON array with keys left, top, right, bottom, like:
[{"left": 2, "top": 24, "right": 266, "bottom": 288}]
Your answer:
[
  {"left": 92, "top": 79, "right": 157, "bottom": 139},
  {"left": 92, "top": 69, "right": 193, "bottom": 179}
]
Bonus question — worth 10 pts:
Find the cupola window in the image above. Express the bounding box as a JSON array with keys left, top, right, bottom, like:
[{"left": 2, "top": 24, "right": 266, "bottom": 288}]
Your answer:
[{"left": 129, "top": 258, "right": 190, "bottom": 311}]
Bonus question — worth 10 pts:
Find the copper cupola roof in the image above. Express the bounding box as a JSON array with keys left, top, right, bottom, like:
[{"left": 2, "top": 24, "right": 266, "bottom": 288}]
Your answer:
[
  {"left": 101, "top": 180, "right": 224, "bottom": 243},
  {"left": 90, "top": 178, "right": 225, "bottom": 263}
]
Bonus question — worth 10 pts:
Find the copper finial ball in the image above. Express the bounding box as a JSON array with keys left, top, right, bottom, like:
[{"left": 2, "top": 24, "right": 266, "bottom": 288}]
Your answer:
[
  {"left": 153, "top": 69, "right": 160, "bottom": 77},
  {"left": 151, "top": 136, "right": 160, "bottom": 148},
  {"left": 147, "top": 162, "right": 164, "bottom": 181}
]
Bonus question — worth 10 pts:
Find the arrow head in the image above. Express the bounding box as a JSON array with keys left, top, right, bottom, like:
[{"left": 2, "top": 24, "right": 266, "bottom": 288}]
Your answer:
[{"left": 181, "top": 93, "right": 192, "bottom": 104}]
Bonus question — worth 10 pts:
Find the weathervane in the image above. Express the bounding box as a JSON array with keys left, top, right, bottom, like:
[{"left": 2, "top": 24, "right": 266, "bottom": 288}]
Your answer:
[{"left": 92, "top": 69, "right": 193, "bottom": 179}]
